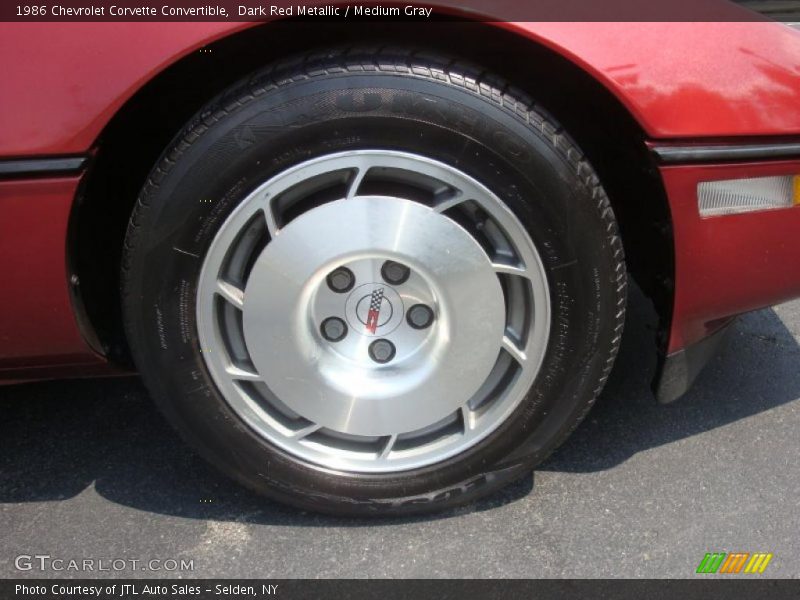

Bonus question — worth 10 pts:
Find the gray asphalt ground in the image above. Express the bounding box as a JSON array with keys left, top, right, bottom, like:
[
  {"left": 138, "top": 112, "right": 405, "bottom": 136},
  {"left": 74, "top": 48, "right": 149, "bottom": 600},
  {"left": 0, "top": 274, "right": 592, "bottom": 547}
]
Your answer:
[{"left": 1, "top": 289, "right": 799, "bottom": 579}]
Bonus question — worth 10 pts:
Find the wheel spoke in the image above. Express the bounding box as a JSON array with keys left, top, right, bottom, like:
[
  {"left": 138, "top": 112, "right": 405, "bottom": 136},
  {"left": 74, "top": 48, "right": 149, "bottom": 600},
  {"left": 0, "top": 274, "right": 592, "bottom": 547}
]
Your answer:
[
  {"left": 432, "top": 191, "right": 466, "bottom": 213},
  {"left": 461, "top": 405, "right": 476, "bottom": 431},
  {"left": 492, "top": 262, "right": 529, "bottom": 279},
  {"left": 379, "top": 434, "right": 398, "bottom": 459},
  {"left": 346, "top": 167, "right": 369, "bottom": 200},
  {"left": 216, "top": 280, "right": 244, "bottom": 309},
  {"left": 288, "top": 422, "right": 323, "bottom": 439},
  {"left": 225, "top": 364, "right": 261, "bottom": 381},
  {"left": 261, "top": 202, "right": 280, "bottom": 238},
  {"left": 502, "top": 335, "right": 527, "bottom": 364}
]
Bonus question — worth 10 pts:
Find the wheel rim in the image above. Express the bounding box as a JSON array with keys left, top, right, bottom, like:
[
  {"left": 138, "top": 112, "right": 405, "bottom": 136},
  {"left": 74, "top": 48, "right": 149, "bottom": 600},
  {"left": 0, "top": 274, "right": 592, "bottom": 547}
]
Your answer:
[{"left": 197, "top": 150, "right": 550, "bottom": 473}]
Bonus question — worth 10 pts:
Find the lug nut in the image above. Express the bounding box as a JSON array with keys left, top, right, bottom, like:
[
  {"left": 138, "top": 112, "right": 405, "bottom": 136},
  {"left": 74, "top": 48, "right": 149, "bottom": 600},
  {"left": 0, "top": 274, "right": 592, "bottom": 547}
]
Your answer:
[
  {"left": 407, "top": 304, "right": 434, "bottom": 329},
  {"left": 320, "top": 317, "right": 348, "bottom": 342},
  {"left": 381, "top": 261, "right": 410, "bottom": 285},
  {"left": 368, "top": 339, "right": 396, "bottom": 364},
  {"left": 327, "top": 267, "right": 355, "bottom": 293}
]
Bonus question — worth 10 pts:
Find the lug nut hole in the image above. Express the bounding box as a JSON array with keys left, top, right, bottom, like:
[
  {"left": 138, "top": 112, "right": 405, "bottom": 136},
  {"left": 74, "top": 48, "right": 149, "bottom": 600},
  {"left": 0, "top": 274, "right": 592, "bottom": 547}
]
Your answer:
[
  {"left": 320, "top": 317, "right": 348, "bottom": 342},
  {"left": 407, "top": 304, "right": 435, "bottom": 330},
  {"left": 381, "top": 261, "right": 410, "bottom": 285},
  {"left": 326, "top": 267, "right": 355, "bottom": 293},
  {"left": 368, "top": 339, "right": 396, "bottom": 364}
]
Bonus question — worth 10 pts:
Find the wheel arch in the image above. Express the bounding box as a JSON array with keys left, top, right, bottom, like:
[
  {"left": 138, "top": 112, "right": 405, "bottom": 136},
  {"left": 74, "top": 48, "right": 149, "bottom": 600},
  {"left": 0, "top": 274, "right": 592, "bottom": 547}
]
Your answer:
[{"left": 69, "top": 19, "right": 674, "bottom": 370}]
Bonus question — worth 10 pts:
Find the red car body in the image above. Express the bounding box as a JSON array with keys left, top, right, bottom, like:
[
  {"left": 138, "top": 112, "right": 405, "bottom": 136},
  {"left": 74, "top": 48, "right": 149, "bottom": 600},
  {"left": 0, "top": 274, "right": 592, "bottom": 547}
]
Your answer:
[{"left": 2, "top": 16, "right": 800, "bottom": 400}]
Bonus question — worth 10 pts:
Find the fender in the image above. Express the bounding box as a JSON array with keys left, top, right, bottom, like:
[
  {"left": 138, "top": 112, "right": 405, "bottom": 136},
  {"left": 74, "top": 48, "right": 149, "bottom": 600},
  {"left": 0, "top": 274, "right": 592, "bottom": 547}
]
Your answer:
[{"left": 1, "top": 18, "right": 800, "bottom": 157}]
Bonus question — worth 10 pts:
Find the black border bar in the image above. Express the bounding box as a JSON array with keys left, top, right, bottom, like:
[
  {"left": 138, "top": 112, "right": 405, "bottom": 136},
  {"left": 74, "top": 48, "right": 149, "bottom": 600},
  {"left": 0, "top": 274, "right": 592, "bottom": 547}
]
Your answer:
[
  {"left": 0, "top": 156, "right": 88, "bottom": 177},
  {"left": 652, "top": 143, "right": 800, "bottom": 164},
  {"left": 1, "top": 0, "right": 797, "bottom": 22},
  {"left": 4, "top": 579, "right": 800, "bottom": 600}
]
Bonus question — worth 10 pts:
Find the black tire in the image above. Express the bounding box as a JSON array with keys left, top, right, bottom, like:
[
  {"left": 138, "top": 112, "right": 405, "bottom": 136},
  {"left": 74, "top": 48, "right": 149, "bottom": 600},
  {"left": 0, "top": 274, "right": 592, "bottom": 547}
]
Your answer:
[{"left": 122, "top": 48, "right": 626, "bottom": 516}]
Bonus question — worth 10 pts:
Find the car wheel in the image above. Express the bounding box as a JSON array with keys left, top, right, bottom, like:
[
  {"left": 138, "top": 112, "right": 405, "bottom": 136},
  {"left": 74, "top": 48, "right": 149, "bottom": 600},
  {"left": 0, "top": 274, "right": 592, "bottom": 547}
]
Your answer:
[{"left": 122, "top": 48, "right": 626, "bottom": 516}]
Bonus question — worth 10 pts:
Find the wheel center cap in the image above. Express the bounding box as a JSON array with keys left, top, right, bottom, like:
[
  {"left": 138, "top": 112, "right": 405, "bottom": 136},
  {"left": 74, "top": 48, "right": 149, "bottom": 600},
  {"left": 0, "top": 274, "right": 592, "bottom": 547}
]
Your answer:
[
  {"left": 241, "top": 196, "right": 505, "bottom": 436},
  {"left": 346, "top": 283, "right": 404, "bottom": 336}
]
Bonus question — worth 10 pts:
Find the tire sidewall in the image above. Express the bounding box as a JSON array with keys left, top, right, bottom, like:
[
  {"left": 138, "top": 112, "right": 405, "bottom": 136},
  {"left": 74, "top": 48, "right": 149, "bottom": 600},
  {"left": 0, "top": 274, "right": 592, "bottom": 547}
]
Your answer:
[{"left": 125, "top": 67, "right": 621, "bottom": 512}]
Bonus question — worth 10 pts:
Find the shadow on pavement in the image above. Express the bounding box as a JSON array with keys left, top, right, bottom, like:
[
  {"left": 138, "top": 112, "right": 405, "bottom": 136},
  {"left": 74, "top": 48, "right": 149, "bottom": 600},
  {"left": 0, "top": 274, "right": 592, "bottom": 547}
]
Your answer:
[
  {"left": 0, "top": 370, "right": 532, "bottom": 526},
  {"left": 1, "top": 286, "right": 798, "bottom": 524}
]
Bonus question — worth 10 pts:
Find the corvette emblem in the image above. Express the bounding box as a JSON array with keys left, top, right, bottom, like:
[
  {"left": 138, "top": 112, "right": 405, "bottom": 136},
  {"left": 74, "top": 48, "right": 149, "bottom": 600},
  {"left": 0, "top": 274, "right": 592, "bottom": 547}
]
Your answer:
[{"left": 365, "top": 288, "right": 385, "bottom": 334}]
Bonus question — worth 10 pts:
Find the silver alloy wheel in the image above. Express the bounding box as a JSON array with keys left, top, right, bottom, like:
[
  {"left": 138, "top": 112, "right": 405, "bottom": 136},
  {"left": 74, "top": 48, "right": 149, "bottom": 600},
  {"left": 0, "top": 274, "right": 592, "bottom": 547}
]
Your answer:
[{"left": 197, "top": 151, "right": 550, "bottom": 473}]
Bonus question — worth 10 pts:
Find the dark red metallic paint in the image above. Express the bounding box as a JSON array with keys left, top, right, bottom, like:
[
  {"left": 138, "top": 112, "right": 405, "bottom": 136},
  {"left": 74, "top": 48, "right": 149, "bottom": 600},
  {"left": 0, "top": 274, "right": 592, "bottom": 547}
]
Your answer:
[
  {"left": 2, "top": 21, "right": 800, "bottom": 158},
  {"left": 662, "top": 160, "right": 800, "bottom": 353},
  {"left": 1, "top": 19, "right": 800, "bottom": 381},
  {"left": 0, "top": 177, "right": 104, "bottom": 373}
]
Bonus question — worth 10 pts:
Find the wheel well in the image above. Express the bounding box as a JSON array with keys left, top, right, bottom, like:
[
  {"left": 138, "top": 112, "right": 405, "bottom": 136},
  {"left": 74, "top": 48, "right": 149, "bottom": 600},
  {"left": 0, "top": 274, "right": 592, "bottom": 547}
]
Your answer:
[{"left": 71, "top": 19, "right": 674, "bottom": 367}]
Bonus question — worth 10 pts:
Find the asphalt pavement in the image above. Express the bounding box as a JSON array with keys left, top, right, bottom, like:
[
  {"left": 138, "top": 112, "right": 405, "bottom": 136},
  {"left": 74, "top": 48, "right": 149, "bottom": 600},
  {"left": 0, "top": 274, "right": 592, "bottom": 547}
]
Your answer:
[{"left": 1, "top": 289, "right": 799, "bottom": 578}]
